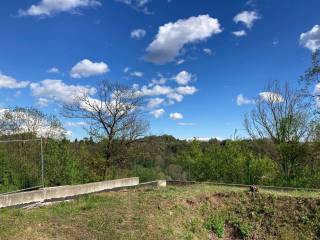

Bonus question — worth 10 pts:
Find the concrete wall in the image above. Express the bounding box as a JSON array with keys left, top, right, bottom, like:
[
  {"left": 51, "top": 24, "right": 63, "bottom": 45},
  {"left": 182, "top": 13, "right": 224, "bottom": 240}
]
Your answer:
[{"left": 0, "top": 177, "right": 139, "bottom": 208}]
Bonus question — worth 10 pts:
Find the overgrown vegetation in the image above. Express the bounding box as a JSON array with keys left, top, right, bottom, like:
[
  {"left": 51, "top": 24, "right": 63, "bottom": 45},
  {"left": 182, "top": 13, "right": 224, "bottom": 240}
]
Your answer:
[
  {"left": 1, "top": 184, "right": 320, "bottom": 240},
  {"left": 1, "top": 133, "right": 320, "bottom": 194}
]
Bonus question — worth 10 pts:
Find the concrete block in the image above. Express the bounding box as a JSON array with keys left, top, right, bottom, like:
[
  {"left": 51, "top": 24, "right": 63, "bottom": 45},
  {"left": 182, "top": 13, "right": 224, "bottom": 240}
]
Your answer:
[{"left": 157, "top": 180, "right": 167, "bottom": 187}]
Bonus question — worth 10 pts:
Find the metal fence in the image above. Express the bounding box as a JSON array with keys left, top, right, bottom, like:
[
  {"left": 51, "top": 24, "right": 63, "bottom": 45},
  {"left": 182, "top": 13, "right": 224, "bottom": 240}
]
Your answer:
[{"left": 0, "top": 138, "right": 44, "bottom": 195}]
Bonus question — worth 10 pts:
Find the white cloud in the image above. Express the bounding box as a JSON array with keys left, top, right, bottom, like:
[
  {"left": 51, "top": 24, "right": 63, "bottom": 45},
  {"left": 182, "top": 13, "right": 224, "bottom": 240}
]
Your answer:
[
  {"left": 130, "top": 71, "right": 144, "bottom": 77},
  {"left": 66, "top": 121, "right": 88, "bottom": 127},
  {"left": 138, "top": 84, "right": 172, "bottom": 96},
  {"left": 176, "top": 59, "right": 185, "bottom": 65},
  {"left": 203, "top": 48, "right": 212, "bottom": 55},
  {"left": 0, "top": 73, "right": 29, "bottom": 89},
  {"left": 259, "top": 92, "right": 284, "bottom": 103},
  {"left": 150, "top": 76, "right": 167, "bottom": 86},
  {"left": 176, "top": 86, "right": 197, "bottom": 95},
  {"left": 47, "top": 67, "right": 60, "bottom": 74},
  {"left": 30, "top": 79, "right": 96, "bottom": 104},
  {"left": 236, "top": 94, "right": 255, "bottom": 106},
  {"left": 174, "top": 70, "right": 193, "bottom": 85},
  {"left": 147, "top": 98, "right": 165, "bottom": 109},
  {"left": 150, "top": 108, "right": 165, "bottom": 118},
  {"left": 124, "top": 67, "right": 130, "bottom": 73},
  {"left": 300, "top": 25, "right": 320, "bottom": 52},
  {"left": 146, "top": 15, "right": 222, "bottom": 64},
  {"left": 137, "top": 84, "right": 197, "bottom": 99},
  {"left": 131, "top": 29, "right": 146, "bottom": 39},
  {"left": 186, "top": 137, "right": 217, "bottom": 142},
  {"left": 167, "top": 92, "right": 183, "bottom": 102},
  {"left": 232, "top": 30, "right": 247, "bottom": 37},
  {"left": 233, "top": 11, "right": 260, "bottom": 28},
  {"left": 169, "top": 112, "right": 183, "bottom": 120},
  {"left": 177, "top": 122, "right": 195, "bottom": 126},
  {"left": 36, "top": 97, "right": 50, "bottom": 107},
  {"left": 19, "top": 0, "right": 101, "bottom": 17},
  {"left": 116, "top": 0, "right": 152, "bottom": 14},
  {"left": 70, "top": 59, "right": 109, "bottom": 78}
]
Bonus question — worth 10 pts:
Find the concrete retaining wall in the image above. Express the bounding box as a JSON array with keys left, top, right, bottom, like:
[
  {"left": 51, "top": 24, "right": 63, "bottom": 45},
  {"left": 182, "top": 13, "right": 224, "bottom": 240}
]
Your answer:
[{"left": 0, "top": 177, "right": 139, "bottom": 208}]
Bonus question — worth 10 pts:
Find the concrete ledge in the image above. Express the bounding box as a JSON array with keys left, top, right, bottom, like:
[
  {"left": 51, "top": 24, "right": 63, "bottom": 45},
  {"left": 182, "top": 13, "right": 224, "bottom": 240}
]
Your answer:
[
  {"left": 0, "top": 177, "right": 139, "bottom": 208},
  {"left": 0, "top": 190, "right": 44, "bottom": 208}
]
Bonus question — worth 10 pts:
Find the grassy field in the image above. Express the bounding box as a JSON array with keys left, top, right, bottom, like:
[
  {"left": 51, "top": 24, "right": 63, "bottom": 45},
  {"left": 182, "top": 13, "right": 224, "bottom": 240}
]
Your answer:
[{"left": 1, "top": 184, "right": 320, "bottom": 240}]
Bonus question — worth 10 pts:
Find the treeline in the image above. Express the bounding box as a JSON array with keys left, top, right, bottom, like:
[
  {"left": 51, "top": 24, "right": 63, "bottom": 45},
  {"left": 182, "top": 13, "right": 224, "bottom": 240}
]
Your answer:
[{"left": 2, "top": 133, "right": 320, "bottom": 192}]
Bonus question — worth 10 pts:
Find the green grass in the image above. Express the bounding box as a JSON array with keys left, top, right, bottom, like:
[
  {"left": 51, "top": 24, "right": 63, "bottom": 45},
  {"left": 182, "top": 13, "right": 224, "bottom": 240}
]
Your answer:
[{"left": 0, "top": 184, "right": 320, "bottom": 239}]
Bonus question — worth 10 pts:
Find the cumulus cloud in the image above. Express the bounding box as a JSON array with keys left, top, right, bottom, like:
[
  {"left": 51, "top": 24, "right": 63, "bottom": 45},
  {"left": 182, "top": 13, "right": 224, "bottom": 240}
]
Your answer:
[
  {"left": 47, "top": 67, "right": 60, "bottom": 74},
  {"left": 203, "top": 48, "right": 212, "bottom": 55},
  {"left": 259, "top": 92, "right": 284, "bottom": 103},
  {"left": 236, "top": 94, "right": 255, "bottom": 106},
  {"left": 145, "top": 15, "right": 222, "bottom": 64},
  {"left": 19, "top": 0, "right": 101, "bottom": 17},
  {"left": 70, "top": 59, "right": 109, "bottom": 78},
  {"left": 36, "top": 97, "right": 50, "bottom": 107},
  {"left": 169, "top": 112, "right": 183, "bottom": 120},
  {"left": 131, "top": 29, "right": 146, "bottom": 39},
  {"left": 233, "top": 11, "right": 260, "bottom": 29},
  {"left": 232, "top": 30, "right": 247, "bottom": 37},
  {"left": 30, "top": 79, "right": 96, "bottom": 104},
  {"left": 147, "top": 98, "right": 165, "bottom": 109},
  {"left": 176, "top": 86, "right": 197, "bottom": 95},
  {"left": 174, "top": 70, "right": 193, "bottom": 85},
  {"left": 300, "top": 25, "right": 320, "bottom": 52},
  {"left": 136, "top": 84, "right": 197, "bottom": 102},
  {"left": 130, "top": 71, "right": 144, "bottom": 77},
  {"left": 0, "top": 73, "right": 29, "bottom": 89},
  {"left": 150, "top": 76, "right": 167, "bottom": 86},
  {"left": 167, "top": 92, "right": 183, "bottom": 102},
  {"left": 150, "top": 108, "right": 165, "bottom": 118},
  {"left": 116, "top": 0, "right": 152, "bottom": 14},
  {"left": 138, "top": 84, "right": 172, "bottom": 96}
]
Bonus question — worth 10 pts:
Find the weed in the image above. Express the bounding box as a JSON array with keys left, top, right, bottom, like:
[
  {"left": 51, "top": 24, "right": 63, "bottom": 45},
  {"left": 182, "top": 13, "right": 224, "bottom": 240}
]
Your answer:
[
  {"left": 204, "top": 214, "right": 225, "bottom": 238},
  {"left": 238, "top": 222, "right": 252, "bottom": 239}
]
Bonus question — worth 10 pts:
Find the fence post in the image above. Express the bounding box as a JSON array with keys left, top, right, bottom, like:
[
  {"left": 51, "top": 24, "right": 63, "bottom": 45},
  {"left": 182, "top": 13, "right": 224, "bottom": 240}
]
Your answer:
[{"left": 40, "top": 138, "right": 44, "bottom": 188}]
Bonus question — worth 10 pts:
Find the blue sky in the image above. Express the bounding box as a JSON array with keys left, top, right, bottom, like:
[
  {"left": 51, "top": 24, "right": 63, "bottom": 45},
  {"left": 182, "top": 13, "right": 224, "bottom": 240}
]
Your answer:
[{"left": 0, "top": 0, "right": 319, "bottom": 140}]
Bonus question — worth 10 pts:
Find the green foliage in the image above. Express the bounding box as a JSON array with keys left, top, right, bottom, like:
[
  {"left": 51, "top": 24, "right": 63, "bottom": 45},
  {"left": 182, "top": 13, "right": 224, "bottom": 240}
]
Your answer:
[
  {"left": 237, "top": 222, "right": 252, "bottom": 239},
  {"left": 0, "top": 134, "right": 320, "bottom": 192},
  {"left": 133, "top": 165, "right": 166, "bottom": 182},
  {"left": 204, "top": 214, "right": 225, "bottom": 238}
]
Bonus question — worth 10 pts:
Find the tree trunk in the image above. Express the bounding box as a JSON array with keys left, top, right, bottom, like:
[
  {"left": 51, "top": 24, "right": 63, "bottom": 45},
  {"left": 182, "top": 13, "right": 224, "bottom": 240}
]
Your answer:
[{"left": 103, "top": 141, "right": 112, "bottom": 179}]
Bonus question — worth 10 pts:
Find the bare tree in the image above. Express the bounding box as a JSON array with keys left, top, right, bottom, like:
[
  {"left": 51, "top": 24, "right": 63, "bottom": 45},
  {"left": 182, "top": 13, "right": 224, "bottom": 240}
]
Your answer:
[
  {"left": 244, "top": 81, "right": 313, "bottom": 143},
  {"left": 300, "top": 49, "right": 320, "bottom": 114},
  {"left": 0, "top": 107, "right": 66, "bottom": 139},
  {"left": 63, "top": 80, "right": 149, "bottom": 177},
  {"left": 244, "top": 81, "right": 316, "bottom": 183}
]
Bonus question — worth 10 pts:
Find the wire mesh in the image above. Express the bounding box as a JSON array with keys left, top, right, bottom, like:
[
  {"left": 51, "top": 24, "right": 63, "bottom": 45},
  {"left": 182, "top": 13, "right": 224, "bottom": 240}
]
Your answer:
[{"left": 0, "top": 138, "right": 43, "bottom": 195}]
